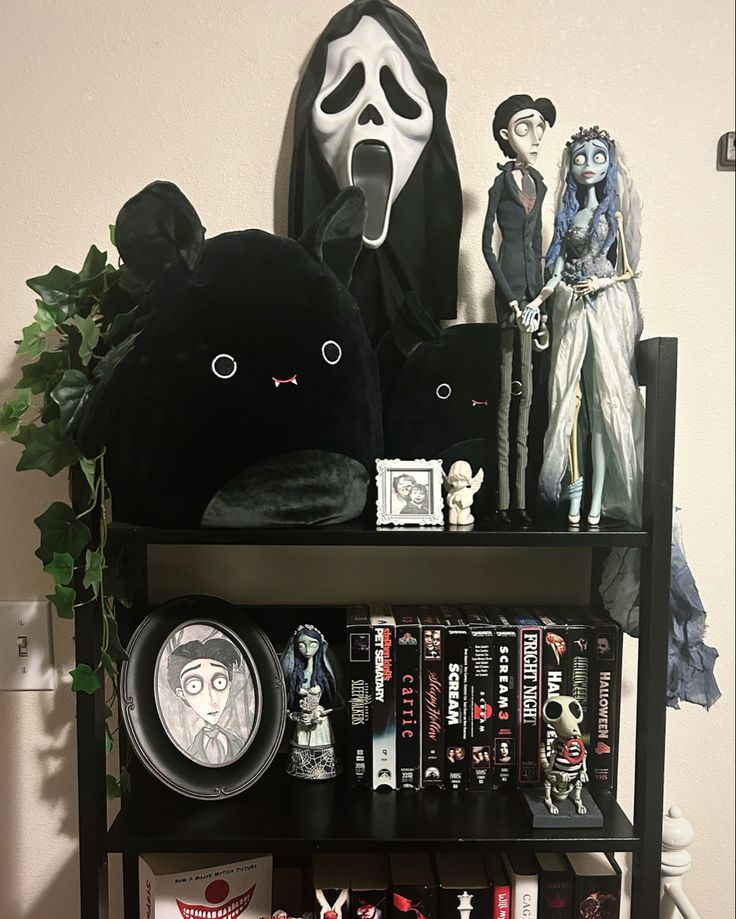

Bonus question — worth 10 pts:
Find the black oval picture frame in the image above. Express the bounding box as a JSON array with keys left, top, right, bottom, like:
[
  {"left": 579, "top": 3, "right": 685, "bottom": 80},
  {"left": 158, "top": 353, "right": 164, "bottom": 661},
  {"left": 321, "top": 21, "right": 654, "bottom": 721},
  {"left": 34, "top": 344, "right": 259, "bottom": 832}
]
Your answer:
[{"left": 121, "top": 595, "right": 286, "bottom": 800}]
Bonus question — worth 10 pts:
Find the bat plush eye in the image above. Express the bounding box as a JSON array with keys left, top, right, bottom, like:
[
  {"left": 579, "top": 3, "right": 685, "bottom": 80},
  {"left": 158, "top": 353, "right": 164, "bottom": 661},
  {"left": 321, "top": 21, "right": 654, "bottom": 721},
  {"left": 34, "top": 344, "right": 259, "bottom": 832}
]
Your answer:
[
  {"left": 436, "top": 383, "right": 452, "bottom": 400},
  {"left": 322, "top": 340, "right": 342, "bottom": 365},
  {"left": 211, "top": 353, "right": 237, "bottom": 379}
]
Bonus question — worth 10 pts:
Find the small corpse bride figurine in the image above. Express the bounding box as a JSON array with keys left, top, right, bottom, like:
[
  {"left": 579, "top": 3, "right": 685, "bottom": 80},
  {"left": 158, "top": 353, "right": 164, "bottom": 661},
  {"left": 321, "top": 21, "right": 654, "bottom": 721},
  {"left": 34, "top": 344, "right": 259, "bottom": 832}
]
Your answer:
[{"left": 280, "top": 624, "right": 342, "bottom": 780}]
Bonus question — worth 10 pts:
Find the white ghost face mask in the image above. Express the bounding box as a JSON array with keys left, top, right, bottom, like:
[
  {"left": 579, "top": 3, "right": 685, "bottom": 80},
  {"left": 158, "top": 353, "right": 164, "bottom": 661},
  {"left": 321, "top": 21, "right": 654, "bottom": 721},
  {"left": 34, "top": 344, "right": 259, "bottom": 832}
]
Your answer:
[{"left": 312, "top": 15, "right": 433, "bottom": 249}]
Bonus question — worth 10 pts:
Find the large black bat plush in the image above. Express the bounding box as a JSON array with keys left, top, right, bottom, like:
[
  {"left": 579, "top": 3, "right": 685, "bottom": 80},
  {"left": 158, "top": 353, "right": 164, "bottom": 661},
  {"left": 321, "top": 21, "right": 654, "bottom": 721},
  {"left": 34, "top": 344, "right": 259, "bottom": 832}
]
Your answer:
[{"left": 78, "top": 183, "right": 383, "bottom": 528}]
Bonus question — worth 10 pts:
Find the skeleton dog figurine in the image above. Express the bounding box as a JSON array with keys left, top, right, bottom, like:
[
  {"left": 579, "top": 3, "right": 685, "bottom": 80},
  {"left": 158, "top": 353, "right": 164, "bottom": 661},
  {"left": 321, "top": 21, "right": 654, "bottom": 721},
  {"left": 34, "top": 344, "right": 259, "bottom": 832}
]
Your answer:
[{"left": 540, "top": 694, "right": 588, "bottom": 815}]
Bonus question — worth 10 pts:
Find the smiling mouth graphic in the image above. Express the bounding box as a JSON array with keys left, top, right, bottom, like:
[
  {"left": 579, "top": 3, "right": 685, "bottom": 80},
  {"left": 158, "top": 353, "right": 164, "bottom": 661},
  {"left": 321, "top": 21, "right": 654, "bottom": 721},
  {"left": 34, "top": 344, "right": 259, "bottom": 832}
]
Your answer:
[
  {"left": 273, "top": 374, "right": 298, "bottom": 387},
  {"left": 471, "top": 400, "right": 488, "bottom": 407},
  {"left": 177, "top": 884, "right": 255, "bottom": 919}
]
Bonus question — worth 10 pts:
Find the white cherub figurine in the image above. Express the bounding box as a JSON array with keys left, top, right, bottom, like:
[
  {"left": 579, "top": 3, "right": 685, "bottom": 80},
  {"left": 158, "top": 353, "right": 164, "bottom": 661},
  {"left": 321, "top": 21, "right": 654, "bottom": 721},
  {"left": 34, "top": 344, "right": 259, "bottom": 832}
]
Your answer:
[{"left": 443, "top": 461, "right": 484, "bottom": 525}]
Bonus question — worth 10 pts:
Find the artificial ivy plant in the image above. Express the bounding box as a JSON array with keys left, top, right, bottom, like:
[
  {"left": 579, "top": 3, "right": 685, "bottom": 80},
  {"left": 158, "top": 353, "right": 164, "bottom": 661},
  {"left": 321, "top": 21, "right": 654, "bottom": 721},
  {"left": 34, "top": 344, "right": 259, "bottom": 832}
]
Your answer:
[{"left": 0, "top": 237, "right": 143, "bottom": 797}]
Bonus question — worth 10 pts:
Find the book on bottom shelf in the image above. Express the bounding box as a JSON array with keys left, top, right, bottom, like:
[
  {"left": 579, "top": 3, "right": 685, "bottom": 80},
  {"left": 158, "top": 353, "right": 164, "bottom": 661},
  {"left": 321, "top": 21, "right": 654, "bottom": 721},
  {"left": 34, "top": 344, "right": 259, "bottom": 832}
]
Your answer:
[
  {"left": 535, "top": 852, "right": 573, "bottom": 919},
  {"left": 483, "top": 853, "right": 511, "bottom": 919},
  {"left": 501, "top": 851, "right": 538, "bottom": 919},
  {"left": 314, "top": 853, "right": 352, "bottom": 919},
  {"left": 435, "top": 852, "right": 491, "bottom": 919},
  {"left": 390, "top": 853, "right": 437, "bottom": 919},
  {"left": 350, "top": 854, "right": 389, "bottom": 919},
  {"left": 138, "top": 853, "right": 272, "bottom": 919},
  {"left": 566, "top": 852, "right": 621, "bottom": 919}
]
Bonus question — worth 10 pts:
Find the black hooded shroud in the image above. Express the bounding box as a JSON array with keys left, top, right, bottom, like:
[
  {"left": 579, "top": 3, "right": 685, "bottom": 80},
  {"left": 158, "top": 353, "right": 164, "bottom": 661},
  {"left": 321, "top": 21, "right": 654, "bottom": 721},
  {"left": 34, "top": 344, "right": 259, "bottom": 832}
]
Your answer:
[{"left": 288, "top": 0, "right": 462, "bottom": 343}]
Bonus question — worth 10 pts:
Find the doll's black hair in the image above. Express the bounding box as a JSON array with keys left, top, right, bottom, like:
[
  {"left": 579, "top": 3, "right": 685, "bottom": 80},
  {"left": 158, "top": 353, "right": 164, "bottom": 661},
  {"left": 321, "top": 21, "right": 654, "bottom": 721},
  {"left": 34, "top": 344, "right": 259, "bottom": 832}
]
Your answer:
[
  {"left": 167, "top": 638, "right": 242, "bottom": 694},
  {"left": 284, "top": 626, "right": 336, "bottom": 709},
  {"left": 492, "top": 94, "right": 557, "bottom": 159}
]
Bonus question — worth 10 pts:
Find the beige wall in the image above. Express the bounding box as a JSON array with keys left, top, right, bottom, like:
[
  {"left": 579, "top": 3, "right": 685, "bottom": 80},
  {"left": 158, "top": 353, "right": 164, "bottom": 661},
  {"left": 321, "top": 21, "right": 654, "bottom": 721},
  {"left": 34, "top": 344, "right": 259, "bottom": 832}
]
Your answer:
[{"left": 0, "top": 1, "right": 733, "bottom": 917}]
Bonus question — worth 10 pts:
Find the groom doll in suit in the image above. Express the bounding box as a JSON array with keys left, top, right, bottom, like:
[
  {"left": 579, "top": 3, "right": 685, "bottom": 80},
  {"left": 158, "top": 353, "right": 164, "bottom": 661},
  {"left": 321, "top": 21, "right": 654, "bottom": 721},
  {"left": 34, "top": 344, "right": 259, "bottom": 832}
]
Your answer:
[{"left": 482, "top": 94, "right": 556, "bottom": 526}]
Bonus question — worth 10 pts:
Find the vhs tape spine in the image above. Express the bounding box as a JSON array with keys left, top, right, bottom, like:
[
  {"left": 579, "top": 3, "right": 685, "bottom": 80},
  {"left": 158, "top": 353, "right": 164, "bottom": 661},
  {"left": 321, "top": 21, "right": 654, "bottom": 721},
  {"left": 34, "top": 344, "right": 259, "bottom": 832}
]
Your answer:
[
  {"left": 486, "top": 608, "right": 518, "bottom": 790},
  {"left": 371, "top": 606, "right": 396, "bottom": 790},
  {"left": 441, "top": 610, "right": 469, "bottom": 791},
  {"left": 515, "top": 613, "right": 542, "bottom": 785},
  {"left": 587, "top": 611, "right": 622, "bottom": 790},
  {"left": 392, "top": 608, "right": 422, "bottom": 789},
  {"left": 419, "top": 609, "right": 445, "bottom": 788},
  {"left": 534, "top": 609, "right": 570, "bottom": 762},
  {"left": 467, "top": 611, "right": 494, "bottom": 791},
  {"left": 346, "top": 605, "right": 373, "bottom": 788},
  {"left": 562, "top": 613, "right": 594, "bottom": 750}
]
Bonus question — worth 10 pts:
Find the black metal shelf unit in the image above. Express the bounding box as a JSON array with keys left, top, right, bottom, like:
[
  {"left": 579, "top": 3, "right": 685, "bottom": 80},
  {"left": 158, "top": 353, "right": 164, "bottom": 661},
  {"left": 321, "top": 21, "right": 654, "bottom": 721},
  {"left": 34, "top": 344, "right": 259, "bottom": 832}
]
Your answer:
[{"left": 73, "top": 337, "right": 677, "bottom": 919}]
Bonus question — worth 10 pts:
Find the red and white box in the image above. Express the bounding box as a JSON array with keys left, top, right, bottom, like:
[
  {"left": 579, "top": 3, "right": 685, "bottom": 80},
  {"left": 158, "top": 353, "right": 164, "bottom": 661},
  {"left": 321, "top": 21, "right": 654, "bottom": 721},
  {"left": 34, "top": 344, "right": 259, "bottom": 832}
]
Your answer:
[{"left": 139, "top": 853, "right": 272, "bottom": 919}]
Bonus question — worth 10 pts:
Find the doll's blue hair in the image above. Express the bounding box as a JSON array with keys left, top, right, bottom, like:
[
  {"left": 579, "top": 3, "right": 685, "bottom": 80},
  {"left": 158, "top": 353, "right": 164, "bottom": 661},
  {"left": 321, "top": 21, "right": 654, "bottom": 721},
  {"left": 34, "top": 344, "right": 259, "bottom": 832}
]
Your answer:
[
  {"left": 546, "top": 136, "right": 618, "bottom": 268},
  {"left": 285, "top": 625, "right": 335, "bottom": 708}
]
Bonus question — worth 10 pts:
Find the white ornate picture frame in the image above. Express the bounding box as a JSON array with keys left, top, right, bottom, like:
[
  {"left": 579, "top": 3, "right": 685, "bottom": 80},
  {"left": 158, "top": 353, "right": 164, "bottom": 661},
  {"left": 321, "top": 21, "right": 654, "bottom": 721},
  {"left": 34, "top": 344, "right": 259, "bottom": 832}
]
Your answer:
[{"left": 375, "top": 458, "right": 444, "bottom": 527}]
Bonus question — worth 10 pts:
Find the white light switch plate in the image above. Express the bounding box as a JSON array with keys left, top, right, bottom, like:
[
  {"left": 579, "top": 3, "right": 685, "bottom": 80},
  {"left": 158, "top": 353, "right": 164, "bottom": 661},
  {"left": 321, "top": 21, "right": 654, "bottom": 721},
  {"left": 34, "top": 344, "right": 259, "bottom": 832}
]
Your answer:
[{"left": 0, "top": 601, "right": 55, "bottom": 691}]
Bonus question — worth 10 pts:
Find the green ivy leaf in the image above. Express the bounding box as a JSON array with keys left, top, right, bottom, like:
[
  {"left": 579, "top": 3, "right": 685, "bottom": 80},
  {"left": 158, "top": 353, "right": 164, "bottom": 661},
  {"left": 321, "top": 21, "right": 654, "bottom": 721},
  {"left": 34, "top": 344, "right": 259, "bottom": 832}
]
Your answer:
[
  {"left": 16, "top": 322, "right": 48, "bottom": 358},
  {"left": 79, "top": 245, "right": 108, "bottom": 282},
  {"left": 100, "top": 649, "right": 118, "bottom": 678},
  {"left": 93, "top": 332, "right": 139, "bottom": 380},
  {"left": 47, "top": 583, "right": 76, "bottom": 619},
  {"left": 82, "top": 548, "right": 104, "bottom": 596},
  {"left": 109, "top": 224, "right": 116, "bottom": 247},
  {"left": 34, "top": 300, "right": 65, "bottom": 332},
  {"left": 69, "top": 315, "right": 100, "bottom": 366},
  {"left": 119, "top": 765, "right": 131, "bottom": 794},
  {"left": 17, "top": 350, "right": 68, "bottom": 395},
  {"left": 105, "top": 614, "right": 129, "bottom": 662},
  {"left": 50, "top": 369, "right": 91, "bottom": 434},
  {"left": 34, "top": 501, "right": 92, "bottom": 564},
  {"left": 105, "top": 727, "right": 114, "bottom": 755},
  {"left": 0, "top": 390, "right": 31, "bottom": 436},
  {"left": 105, "top": 307, "right": 139, "bottom": 345},
  {"left": 106, "top": 774, "right": 122, "bottom": 799},
  {"left": 78, "top": 455, "right": 97, "bottom": 492},
  {"left": 70, "top": 662, "right": 101, "bottom": 694},
  {"left": 43, "top": 551, "right": 75, "bottom": 586},
  {"left": 27, "top": 266, "right": 78, "bottom": 309},
  {"left": 13, "top": 420, "right": 79, "bottom": 476}
]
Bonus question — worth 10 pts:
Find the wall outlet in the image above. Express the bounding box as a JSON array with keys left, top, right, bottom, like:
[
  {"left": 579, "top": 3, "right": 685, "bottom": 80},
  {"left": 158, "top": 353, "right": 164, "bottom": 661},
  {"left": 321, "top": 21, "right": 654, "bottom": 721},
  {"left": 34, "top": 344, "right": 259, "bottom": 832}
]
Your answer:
[{"left": 0, "top": 601, "right": 55, "bottom": 691}]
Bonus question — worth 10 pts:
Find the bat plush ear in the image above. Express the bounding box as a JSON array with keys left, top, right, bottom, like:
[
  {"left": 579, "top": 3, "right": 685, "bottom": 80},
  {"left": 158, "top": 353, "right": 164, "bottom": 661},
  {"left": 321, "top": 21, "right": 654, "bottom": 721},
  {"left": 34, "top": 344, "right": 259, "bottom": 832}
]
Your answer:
[
  {"left": 298, "top": 186, "right": 366, "bottom": 287},
  {"left": 114, "top": 181, "right": 205, "bottom": 289}
]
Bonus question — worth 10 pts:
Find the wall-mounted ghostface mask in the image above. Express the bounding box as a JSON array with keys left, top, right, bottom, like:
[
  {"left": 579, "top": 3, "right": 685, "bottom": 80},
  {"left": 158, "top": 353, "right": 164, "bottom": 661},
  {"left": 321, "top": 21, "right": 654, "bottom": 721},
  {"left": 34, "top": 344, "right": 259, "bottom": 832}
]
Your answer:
[
  {"left": 289, "top": 0, "right": 462, "bottom": 344},
  {"left": 313, "top": 15, "right": 433, "bottom": 249}
]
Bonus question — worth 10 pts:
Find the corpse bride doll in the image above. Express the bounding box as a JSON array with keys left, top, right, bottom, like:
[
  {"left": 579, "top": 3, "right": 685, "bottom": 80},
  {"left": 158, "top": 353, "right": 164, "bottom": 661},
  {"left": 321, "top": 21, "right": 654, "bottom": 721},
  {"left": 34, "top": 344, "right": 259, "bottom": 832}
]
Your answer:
[
  {"left": 281, "top": 624, "right": 342, "bottom": 780},
  {"left": 529, "top": 127, "right": 720, "bottom": 710},
  {"left": 528, "top": 125, "right": 644, "bottom": 527}
]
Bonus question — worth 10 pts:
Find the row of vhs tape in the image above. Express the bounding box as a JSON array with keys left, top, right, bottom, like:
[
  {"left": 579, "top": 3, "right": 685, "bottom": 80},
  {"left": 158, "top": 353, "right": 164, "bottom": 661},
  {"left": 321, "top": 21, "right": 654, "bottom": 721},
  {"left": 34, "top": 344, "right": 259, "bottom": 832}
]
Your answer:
[{"left": 346, "top": 605, "right": 622, "bottom": 792}]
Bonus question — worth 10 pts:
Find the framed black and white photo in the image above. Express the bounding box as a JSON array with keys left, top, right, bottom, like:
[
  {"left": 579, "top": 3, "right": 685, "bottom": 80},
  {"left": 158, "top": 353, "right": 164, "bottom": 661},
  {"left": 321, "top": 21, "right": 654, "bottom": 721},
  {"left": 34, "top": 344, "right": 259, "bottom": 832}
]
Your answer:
[
  {"left": 375, "top": 459, "right": 444, "bottom": 526},
  {"left": 121, "top": 595, "right": 286, "bottom": 800}
]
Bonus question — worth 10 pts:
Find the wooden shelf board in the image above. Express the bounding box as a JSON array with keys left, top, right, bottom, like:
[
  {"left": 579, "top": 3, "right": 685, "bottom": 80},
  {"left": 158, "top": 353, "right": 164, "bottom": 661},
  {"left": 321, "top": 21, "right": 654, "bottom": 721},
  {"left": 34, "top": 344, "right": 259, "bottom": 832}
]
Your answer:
[
  {"left": 108, "top": 518, "right": 648, "bottom": 549},
  {"left": 107, "top": 765, "right": 639, "bottom": 854}
]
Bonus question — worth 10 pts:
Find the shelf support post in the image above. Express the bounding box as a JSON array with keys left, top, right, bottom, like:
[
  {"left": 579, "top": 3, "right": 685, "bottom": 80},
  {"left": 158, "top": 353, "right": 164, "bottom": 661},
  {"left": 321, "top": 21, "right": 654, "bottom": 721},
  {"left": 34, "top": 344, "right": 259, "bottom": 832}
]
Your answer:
[{"left": 632, "top": 338, "right": 677, "bottom": 917}]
